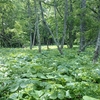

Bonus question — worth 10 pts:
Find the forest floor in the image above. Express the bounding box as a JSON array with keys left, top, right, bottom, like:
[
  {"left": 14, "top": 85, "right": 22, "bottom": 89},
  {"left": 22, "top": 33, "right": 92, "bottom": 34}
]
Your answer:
[{"left": 0, "top": 46, "right": 100, "bottom": 100}]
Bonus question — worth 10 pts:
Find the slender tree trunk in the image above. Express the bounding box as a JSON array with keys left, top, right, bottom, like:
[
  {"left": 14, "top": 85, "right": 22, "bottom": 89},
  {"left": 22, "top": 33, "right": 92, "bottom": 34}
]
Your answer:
[
  {"left": 69, "top": 0, "right": 73, "bottom": 48},
  {"left": 93, "top": 30, "right": 100, "bottom": 62},
  {"left": 61, "top": 0, "right": 68, "bottom": 49},
  {"left": 27, "top": 0, "right": 33, "bottom": 50},
  {"left": 47, "top": 38, "right": 50, "bottom": 50},
  {"left": 47, "top": 44, "right": 49, "bottom": 50},
  {"left": 39, "top": 0, "right": 63, "bottom": 55},
  {"left": 37, "top": 17, "right": 41, "bottom": 53},
  {"left": 54, "top": 0, "right": 59, "bottom": 43},
  {"left": 34, "top": 0, "right": 41, "bottom": 52},
  {"left": 79, "top": 0, "right": 86, "bottom": 51},
  {"left": 1, "top": 11, "right": 6, "bottom": 47},
  {"left": 93, "top": 4, "right": 100, "bottom": 62},
  {"left": 1, "top": 15, "right": 4, "bottom": 47},
  {"left": 32, "top": 23, "right": 36, "bottom": 48}
]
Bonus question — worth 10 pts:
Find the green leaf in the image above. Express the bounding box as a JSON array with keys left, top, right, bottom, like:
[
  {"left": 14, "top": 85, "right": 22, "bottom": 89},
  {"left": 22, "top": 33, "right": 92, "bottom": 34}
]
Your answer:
[
  {"left": 34, "top": 90, "right": 44, "bottom": 97},
  {"left": 10, "top": 84, "right": 19, "bottom": 92},
  {"left": 55, "top": 84, "right": 64, "bottom": 88},
  {"left": 50, "top": 90, "right": 58, "bottom": 99},
  {"left": 83, "top": 96, "right": 99, "bottom": 100},
  {"left": 9, "top": 93, "right": 18, "bottom": 99},
  {"left": 65, "top": 90, "right": 71, "bottom": 98},
  {"left": 58, "top": 90, "right": 65, "bottom": 99},
  {"left": 37, "top": 73, "right": 47, "bottom": 79},
  {"left": 30, "top": 92, "right": 40, "bottom": 100},
  {"left": 46, "top": 74, "right": 54, "bottom": 79},
  {"left": 20, "top": 82, "right": 27, "bottom": 88}
]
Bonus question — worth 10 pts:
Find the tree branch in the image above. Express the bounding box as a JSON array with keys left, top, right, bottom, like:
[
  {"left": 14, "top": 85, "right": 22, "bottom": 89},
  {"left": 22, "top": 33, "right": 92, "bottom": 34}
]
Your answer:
[{"left": 87, "top": 5, "right": 98, "bottom": 15}]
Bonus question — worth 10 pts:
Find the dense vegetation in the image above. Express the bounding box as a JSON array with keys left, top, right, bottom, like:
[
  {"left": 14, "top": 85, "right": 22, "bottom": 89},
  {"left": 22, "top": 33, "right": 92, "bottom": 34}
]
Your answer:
[
  {"left": 0, "top": 0, "right": 100, "bottom": 100},
  {"left": 0, "top": 47, "right": 100, "bottom": 100},
  {"left": 0, "top": 0, "right": 100, "bottom": 48}
]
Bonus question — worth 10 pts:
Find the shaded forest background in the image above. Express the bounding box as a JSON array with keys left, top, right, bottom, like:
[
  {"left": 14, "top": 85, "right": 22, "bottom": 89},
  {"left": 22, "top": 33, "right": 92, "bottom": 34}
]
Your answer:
[
  {"left": 0, "top": 0, "right": 100, "bottom": 55},
  {"left": 0, "top": 1, "right": 100, "bottom": 100}
]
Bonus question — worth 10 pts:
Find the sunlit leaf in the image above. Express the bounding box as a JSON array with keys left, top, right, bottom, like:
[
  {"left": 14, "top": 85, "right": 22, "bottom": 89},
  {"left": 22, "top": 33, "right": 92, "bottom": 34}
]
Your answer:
[
  {"left": 58, "top": 90, "right": 65, "bottom": 99},
  {"left": 20, "top": 82, "right": 27, "bottom": 88},
  {"left": 83, "top": 96, "right": 99, "bottom": 100},
  {"left": 10, "top": 84, "right": 19, "bottom": 92},
  {"left": 37, "top": 73, "right": 47, "bottom": 79},
  {"left": 34, "top": 90, "right": 44, "bottom": 97},
  {"left": 9, "top": 93, "right": 18, "bottom": 99},
  {"left": 50, "top": 90, "right": 58, "bottom": 99},
  {"left": 65, "top": 90, "right": 71, "bottom": 98}
]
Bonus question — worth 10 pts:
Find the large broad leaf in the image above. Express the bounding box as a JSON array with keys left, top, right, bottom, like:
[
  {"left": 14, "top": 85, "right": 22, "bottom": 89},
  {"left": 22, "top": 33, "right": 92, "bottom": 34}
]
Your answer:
[
  {"left": 62, "top": 75, "right": 73, "bottom": 82},
  {"left": 83, "top": 96, "right": 99, "bottom": 100},
  {"left": 10, "top": 83, "right": 19, "bottom": 92},
  {"left": 58, "top": 90, "right": 65, "bottom": 99},
  {"left": 19, "top": 79, "right": 30, "bottom": 88},
  {"left": 9, "top": 93, "right": 18, "bottom": 100},
  {"left": 46, "top": 74, "right": 54, "bottom": 79},
  {"left": 20, "top": 82, "right": 27, "bottom": 88},
  {"left": 50, "top": 90, "right": 58, "bottom": 99},
  {"left": 65, "top": 90, "right": 71, "bottom": 98},
  {"left": 55, "top": 84, "right": 64, "bottom": 88},
  {"left": 29, "top": 92, "right": 40, "bottom": 100},
  {"left": 37, "top": 73, "right": 47, "bottom": 79},
  {"left": 34, "top": 90, "right": 44, "bottom": 97}
]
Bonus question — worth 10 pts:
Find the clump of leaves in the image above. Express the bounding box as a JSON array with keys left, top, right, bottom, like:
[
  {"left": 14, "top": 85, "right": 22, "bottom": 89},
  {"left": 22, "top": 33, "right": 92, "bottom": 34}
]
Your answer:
[{"left": 0, "top": 47, "right": 100, "bottom": 100}]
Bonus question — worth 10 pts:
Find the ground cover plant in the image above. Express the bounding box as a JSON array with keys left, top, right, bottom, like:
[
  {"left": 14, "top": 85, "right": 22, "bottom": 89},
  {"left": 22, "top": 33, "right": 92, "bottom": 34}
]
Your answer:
[{"left": 0, "top": 46, "right": 100, "bottom": 100}]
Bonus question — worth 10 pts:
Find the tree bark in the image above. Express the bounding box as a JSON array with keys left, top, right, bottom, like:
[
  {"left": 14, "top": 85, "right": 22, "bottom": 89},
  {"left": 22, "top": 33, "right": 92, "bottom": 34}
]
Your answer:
[
  {"left": 34, "top": 0, "right": 41, "bottom": 53},
  {"left": 32, "top": 22, "right": 36, "bottom": 48},
  {"left": 93, "top": 4, "right": 100, "bottom": 62},
  {"left": 69, "top": 0, "right": 73, "bottom": 48},
  {"left": 36, "top": 17, "right": 41, "bottom": 53},
  {"left": 93, "top": 30, "right": 100, "bottom": 62},
  {"left": 27, "top": 0, "right": 33, "bottom": 50},
  {"left": 54, "top": 0, "right": 59, "bottom": 43},
  {"left": 39, "top": 0, "right": 63, "bottom": 55},
  {"left": 79, "top": 0, "right": 86, "bottom": 51},
  {"left": 61, "top": 0, "right": 68, "bottom": 49}
]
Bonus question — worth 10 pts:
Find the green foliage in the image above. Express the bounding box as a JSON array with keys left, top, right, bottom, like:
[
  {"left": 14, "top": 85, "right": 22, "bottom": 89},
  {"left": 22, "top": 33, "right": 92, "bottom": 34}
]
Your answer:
[
  {"left": 0, "top": 0, "right": 99, "bottom": 47},
  {"left": 83, "top": 96, "right": 99, "bottom": 100},
  {"left": 0, "top": 47, "right": 100, "bottom": 99}
]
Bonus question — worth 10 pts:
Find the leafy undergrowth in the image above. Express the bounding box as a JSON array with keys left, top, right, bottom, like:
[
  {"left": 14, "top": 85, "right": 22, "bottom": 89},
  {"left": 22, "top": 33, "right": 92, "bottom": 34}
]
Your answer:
[{"left": 0, "top": 47, "right": 100, "bottom": 100}]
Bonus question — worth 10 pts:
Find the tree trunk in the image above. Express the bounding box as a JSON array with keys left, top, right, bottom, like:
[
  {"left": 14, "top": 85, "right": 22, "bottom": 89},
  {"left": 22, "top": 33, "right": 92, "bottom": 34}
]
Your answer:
[
  {"left": 54, "top": 0, "right": 59, "bottom": 43},
  {"left": 93, "top": 4, "right": 100, "bottom": 62},
  {"left": 37, "top": 17, "right": 41, "bottom": 53},
  {"left": 69, "top": 0, "right": 73, "bottom": 48},
  {"left": 1, "top": 11, "right": 7, "bottom": 47},
  {"left": 39, "top": 0, "right": 63, "bottom": 55},
  {"left": 27, "top": 0, "right": 33, "bottom": 50},
  {"left": 32, "top": 23, "right": 36, "bottom": 48},
  {"left": 61, "top": 0, "right": 68, "bottom": 49},
  {"left": 79, "top": 0, "right": 86, "bottom": 51},
  {"left": 47, "top": 40, "right": 50, "bottom": 50},
  {"left": 36, "top": 15, "right": 41, "bottom": 52},
  {"left": 34, "top": 0, "right": 41, "bottom": 53},
  {"left": 93, "top": 30, "right": 100, "bottom": 62}
]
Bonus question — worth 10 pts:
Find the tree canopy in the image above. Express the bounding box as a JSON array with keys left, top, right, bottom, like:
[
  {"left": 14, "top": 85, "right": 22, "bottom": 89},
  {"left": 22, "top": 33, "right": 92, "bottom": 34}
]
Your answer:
[{"left": 0, "top": 0, "right": 99, "bottom": 48}]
